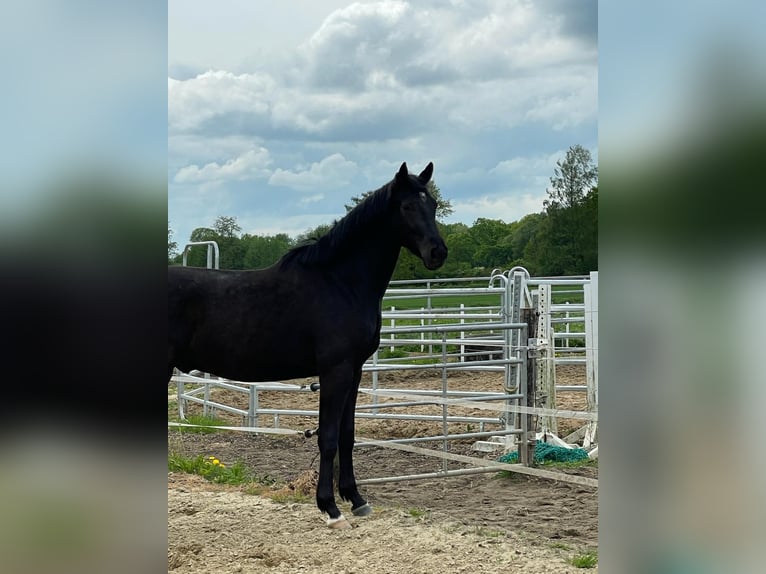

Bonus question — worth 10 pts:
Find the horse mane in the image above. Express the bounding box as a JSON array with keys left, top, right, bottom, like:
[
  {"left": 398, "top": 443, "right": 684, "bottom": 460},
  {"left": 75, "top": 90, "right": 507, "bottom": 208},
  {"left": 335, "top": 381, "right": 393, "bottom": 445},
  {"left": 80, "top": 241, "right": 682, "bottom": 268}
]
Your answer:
[{"left": 279, "top": 181, "right": 393, "bottom": 268}]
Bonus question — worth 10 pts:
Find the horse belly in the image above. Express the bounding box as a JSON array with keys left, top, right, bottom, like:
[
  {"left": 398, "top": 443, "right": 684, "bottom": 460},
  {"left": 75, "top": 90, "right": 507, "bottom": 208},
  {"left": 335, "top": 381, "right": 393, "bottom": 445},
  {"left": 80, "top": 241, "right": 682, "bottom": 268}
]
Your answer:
[{"left": 181, "top": 327, "right": 317, "bottom": 383}]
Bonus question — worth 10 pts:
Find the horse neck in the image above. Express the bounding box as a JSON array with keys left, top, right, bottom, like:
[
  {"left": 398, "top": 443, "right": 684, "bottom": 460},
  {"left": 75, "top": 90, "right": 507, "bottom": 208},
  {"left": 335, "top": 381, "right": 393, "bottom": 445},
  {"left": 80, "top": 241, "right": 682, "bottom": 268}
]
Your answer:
[{"left": 331, "top": 226, "right": 401, "bottom": 302}]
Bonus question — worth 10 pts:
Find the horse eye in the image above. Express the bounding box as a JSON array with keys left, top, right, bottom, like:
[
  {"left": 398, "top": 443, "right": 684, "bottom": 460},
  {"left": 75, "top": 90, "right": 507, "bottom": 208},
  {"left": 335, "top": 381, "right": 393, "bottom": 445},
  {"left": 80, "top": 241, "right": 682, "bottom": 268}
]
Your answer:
[{"left": 419, "top": 192, "right": 427, "bottom": 202}]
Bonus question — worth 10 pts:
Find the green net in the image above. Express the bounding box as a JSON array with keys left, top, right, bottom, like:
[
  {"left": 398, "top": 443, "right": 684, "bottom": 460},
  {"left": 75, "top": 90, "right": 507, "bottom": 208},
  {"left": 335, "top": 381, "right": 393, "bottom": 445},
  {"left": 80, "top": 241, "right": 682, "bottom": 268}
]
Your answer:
[{"left": 497, "top": 441, "right": 589, "bottom": 464}]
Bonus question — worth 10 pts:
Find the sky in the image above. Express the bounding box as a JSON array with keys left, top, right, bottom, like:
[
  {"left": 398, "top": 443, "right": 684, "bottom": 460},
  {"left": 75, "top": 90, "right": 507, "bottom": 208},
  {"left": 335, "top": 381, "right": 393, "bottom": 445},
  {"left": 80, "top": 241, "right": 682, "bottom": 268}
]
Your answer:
[{"left": 168, "top": 0, "right": 598, "bottom": 246}]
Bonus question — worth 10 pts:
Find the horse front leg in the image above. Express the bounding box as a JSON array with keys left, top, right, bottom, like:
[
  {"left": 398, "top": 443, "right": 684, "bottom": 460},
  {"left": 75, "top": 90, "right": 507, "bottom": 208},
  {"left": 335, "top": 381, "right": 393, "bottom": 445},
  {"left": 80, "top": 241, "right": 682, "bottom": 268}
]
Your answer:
[
  {"left": 338, "top": 367, "right": 371, "bottom": 517},
  {"left": 316, "top": 362, "right": 353, "bottom": 528}
]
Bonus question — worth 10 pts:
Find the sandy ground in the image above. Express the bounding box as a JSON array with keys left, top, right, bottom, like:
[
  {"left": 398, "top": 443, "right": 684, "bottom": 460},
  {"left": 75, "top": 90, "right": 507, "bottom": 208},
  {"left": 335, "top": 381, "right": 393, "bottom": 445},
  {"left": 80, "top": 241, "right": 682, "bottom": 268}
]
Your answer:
[
  {"left": 169, "top": 474, "right": 595, "bottom": 574},
  {"left": 169, "top": 365, "right": 598, "bottom": 572}
]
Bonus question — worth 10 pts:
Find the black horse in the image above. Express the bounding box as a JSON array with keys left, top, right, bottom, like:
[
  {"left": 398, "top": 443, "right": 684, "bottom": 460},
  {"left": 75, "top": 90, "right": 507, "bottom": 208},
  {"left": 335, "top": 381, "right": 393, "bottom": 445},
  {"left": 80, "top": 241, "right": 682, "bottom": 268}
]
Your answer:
[{"left": 168, "top": 162, "right": 447, "bottom": 527}]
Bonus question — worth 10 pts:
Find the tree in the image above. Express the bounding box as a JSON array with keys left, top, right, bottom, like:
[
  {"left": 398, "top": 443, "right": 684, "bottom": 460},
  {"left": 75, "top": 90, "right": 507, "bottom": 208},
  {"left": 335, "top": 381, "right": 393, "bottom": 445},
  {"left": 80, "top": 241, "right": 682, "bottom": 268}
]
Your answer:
[
  {"left": 243, "top": 233, "right": 293, "bottom": 269},
  {"left": 345, "top": 181, "right": 454, "bottom": 222},
  {"left": 544, "top": 145, "right": 598, "bottom": 211},
  {"left": 184, "top": 216, "right": 246, "bottom": 269},
  {"left": 168, "top": 221, "right": 177, "bottom": 263},
  {"left": 520, "top": 144, "right": 598, "bottom": 275},
  {"left": 294, "top": 223, "right": 334, "bottom": 245},
  {"left": 213, "top": 215, "right": 242, "bottom": 238}
]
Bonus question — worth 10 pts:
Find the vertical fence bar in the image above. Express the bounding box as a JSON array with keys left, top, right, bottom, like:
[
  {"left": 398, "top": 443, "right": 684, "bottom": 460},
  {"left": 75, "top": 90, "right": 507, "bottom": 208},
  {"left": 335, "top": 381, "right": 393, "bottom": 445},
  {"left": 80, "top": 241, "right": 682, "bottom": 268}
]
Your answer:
[
  {"left": 372, "top": 350, "right": 379, "bottom": 415},
  {"left": 459, "top": 303, "right": 465, "bottom": 362},
  {"left": 584, "top": 271, "right": 599, "bottom": 447},
  {"left": 390, "top": 306, "right": 395, "bottom": 352},
  {"left": 175, "top": 370, "right": 185, "bottom": 420},
  {"left": 248, "top": 384, "right": 258, "bottom": 428},
  {"left": 441, "top": 333, "right": 449, "bottom": 473},
  {"left": 427, "top": 281, "right": 433, "bottom": 355}
]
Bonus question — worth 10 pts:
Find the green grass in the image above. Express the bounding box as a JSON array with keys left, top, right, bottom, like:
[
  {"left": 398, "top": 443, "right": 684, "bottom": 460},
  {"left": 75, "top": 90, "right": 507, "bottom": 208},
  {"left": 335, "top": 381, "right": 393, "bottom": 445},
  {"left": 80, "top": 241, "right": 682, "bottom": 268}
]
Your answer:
[
  {"left": 269, "top": 490, "right": 312, "bottom": 504},
  {"left": 384, "top": 288, "right": 583, "bottom": 310},
  {"left": 569, "top": 550, "right": 598, "bottom": 568},
  {"left": 168, "top": 453, "right": 252, "bottom": 485},
  {"left": 407, "top": 507, "right": 430, "bottom": 519},
  {"left": 471, "top": 526, "right": 504, "bottom": 538},
  {"left": 169, "top": 414, "right": 228, "bottom": 433},
  {"left": 383, "top": 293, "right": 501, "bottom": 310},
  {"left": 169, "top": 453, "right": 315, "bottom": 505}
]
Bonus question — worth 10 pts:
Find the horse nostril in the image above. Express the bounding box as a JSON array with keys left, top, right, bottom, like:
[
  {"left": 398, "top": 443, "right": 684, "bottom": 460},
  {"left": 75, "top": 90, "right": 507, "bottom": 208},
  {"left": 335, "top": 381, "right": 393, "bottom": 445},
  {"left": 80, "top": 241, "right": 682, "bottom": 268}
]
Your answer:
[{"left": 431, "top": 244, "right": 447, "bottom": 261}]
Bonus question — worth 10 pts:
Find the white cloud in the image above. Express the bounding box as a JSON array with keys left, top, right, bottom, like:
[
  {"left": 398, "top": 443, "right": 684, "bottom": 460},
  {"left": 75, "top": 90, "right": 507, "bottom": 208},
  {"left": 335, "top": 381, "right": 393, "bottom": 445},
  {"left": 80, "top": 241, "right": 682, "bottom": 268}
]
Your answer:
[
  {"left": 168, "top": 1, "right": 597, "bottom": 243},
  {"left": 299, "top": 193, "right": 325, "bottom": 206},
  {"left": 174, "top": 147, "right": 272, "bottom": 184},
  {"left": 268, "top": 153, "right": 358, "bottom": 191},
  {"left": 168, "top": 2, "right": 597, "bottom": 140},
  {"left": 450, "top": 193, "right": 546, "bottom": 225},
  {"left": 240, "top": 212, "right": 341, "bottom": 239},
  {"left": 491, "top": 150, "right": 564, "bottom": 179},
  {"left": 168, "top": 70, "right": 274, "bottom": 133}
]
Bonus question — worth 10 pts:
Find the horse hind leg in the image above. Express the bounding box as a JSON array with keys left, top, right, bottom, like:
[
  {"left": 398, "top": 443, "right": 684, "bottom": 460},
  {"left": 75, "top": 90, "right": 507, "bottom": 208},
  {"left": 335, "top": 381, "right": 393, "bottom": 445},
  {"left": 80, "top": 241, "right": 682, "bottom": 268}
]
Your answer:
[{"left": 338, "top": 368, "right": 371, "bottom": 517}]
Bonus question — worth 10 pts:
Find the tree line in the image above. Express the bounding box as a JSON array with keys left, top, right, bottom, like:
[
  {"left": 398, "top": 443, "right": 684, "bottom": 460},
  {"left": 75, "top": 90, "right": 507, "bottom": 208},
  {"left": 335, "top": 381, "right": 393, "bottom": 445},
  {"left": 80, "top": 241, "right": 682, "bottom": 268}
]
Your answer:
[{"left": 169, "top": 145, "right": 597, "bottom": 278}]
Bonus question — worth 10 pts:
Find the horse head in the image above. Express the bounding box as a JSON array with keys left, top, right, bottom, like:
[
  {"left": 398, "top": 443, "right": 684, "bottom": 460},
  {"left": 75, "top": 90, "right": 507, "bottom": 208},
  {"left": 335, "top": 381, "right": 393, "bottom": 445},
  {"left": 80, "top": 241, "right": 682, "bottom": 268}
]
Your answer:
[{"left": 392, "top": 162, "right": 448, "bottom": 270}]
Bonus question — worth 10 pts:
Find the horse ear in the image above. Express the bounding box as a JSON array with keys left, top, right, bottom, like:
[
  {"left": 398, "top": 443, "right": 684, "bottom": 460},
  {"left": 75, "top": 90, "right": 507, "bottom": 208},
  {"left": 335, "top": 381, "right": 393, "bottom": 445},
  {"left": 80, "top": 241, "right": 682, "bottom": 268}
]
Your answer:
[
  {"left": 395, "top": 162, "right": 408, "bottom": 183},
  {"left": 418, "top": 162, "right": 434, "bottom": 184}
]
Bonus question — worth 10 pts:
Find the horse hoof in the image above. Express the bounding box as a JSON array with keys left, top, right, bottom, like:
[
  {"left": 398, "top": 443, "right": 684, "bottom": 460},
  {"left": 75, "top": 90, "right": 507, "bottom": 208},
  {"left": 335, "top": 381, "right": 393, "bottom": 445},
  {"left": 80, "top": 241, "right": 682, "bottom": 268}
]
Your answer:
[
  {"left": 327, "top": 515, "right": 352, "bottom": 529},
  {"left": 352, "top": 503, "right": 372, "bottom": 517}
]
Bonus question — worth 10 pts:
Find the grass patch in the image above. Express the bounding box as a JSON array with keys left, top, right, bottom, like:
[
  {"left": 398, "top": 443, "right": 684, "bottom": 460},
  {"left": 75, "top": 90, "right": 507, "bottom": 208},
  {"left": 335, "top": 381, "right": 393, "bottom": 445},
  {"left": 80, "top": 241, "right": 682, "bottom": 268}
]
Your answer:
[
  {"left": 384, "top": 293, "right": 501, "bottom": 310},
  {"left": 471, "top": 526, "right": 504, "bottom": 538},
  {"left": 170, "top": 453, "right": 315, "bottom": 505},
  {"left": 168, "top": 453, "right": 251, "bottom": 485},
  {"left": 569, "top": 550, "right": 598, "bottom": 568},
  {"left": 550, "top": 542, "right": 573, "bottom": 551},
  {"left": 407, "top": 507, "right": 430, "bottom": 519},
  {"left": 270, "top": 491, "right": 312, "bottom": 504},
  {"left": 169, "top": 414, "right": 228, "bottom": 433}
]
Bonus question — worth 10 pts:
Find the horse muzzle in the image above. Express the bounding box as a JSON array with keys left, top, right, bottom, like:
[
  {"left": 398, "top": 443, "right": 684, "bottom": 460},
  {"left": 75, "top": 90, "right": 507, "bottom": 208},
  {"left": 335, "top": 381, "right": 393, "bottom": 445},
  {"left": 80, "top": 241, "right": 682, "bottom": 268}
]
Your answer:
[{"left": 422, "top": 241, "right": 448, "bottom": 270}]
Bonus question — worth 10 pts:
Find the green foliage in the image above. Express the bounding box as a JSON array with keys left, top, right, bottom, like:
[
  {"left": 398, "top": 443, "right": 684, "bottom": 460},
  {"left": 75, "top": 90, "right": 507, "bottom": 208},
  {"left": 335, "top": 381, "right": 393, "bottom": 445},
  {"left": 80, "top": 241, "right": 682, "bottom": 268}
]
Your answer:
[
  {"left": 569, "top": 550, "right": 598, "bottom": 568},
  {"left": 545, "top": 144, "right": 598, "bottom": 211},
  {"left": 524, "top": 187, "right": 597, "bottom": 275},
  {"left": 243, "top": 233, "right": 293, "bottom": 269},
  {"left": 167, "top": 454, "right": 251, "bottom": 485},
  {"left": 170, "top": 414, "right": 227, "bottom": 434},
  {"left": 168, "top": 221, "right": 177, "bottom": 263}
]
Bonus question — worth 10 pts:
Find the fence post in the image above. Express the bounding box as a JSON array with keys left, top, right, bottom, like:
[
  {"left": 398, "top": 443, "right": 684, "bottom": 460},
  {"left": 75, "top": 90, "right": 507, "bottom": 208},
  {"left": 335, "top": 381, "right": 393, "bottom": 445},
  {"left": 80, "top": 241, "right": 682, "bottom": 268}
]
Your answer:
[
  {"left": 390, "top": 306, "right": 395, "bottom": 353},
  {"left": 520, "top": 309, "right": 537, "bottom": 466},
  {"left": 248, "top": 384, "right": 258, "bottom": 428},
  {"left": 584, "top": 271, "right": 599, "bottom": 447},
  {"left": 459, "top": 303, "right": 465, "bottom": 362},
  {"left": 372, "top": 350, "right": 379, "bottom": 415},
  {"left": 537, "top": 284, "right": 558, "bottom": 435}
]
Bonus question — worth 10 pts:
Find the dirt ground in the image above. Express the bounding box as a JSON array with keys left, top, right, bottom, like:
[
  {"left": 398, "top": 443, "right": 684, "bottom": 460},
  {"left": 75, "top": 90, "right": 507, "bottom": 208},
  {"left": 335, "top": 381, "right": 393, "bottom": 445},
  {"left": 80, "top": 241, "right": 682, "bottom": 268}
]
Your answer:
[{"left": 168, "top": 365, "right": 598, "bottom": 572}]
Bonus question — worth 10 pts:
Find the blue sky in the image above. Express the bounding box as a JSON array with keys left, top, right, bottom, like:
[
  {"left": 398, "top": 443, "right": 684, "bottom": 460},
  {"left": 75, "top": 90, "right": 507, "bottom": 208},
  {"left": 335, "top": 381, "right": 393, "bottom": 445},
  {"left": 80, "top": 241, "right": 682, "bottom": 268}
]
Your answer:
[{"left": 168, "top": 0, "right": 597, "bottom": 245}]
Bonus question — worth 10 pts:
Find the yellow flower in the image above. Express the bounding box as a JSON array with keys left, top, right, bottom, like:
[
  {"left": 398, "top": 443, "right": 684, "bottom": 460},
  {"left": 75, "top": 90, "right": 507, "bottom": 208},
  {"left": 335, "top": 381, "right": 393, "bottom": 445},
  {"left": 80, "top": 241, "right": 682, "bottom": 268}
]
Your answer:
[
  {"left": 213, "top": 459, "right": 220, "bottom": 465},
  {"left": 219, "top": 464, "right": 226, "bottom": 469}
]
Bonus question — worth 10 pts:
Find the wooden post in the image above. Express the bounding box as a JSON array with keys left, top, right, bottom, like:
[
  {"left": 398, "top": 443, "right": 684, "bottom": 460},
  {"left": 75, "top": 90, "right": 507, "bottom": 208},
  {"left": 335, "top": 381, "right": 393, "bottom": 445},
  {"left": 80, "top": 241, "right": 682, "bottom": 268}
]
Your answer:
[{"left": 520, "top": 308, "right": 538, "bottom": 466}]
